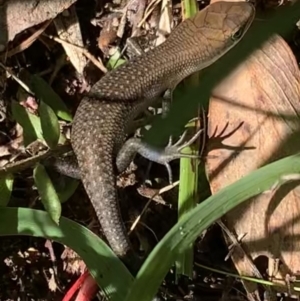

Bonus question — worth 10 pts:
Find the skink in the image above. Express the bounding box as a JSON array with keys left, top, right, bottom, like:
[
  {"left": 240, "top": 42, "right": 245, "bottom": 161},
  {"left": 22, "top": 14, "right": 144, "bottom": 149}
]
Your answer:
[{"left": 71, "top": 1, "right": 255, "bottom": 270}]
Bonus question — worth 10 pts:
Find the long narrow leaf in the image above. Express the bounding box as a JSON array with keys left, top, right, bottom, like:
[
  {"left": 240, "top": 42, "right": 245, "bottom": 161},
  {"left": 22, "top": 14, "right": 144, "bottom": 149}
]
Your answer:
[
  {"left": 39, "top": 100, "right": 60, "bottom": 149},
  {"left": 0, "top": 174, "right": 14, "bottom": 206},
  {"left": 11, "top": 100, "right": 43, "bottom": 146},
  {"left": 33, "top": 163, "right": 62, "bottom": 224},
  {"left": 125, "top": 153, "right": 300, "bottom": 301},
  {"left": 176, "top": 0, "right": 199, "bottom": 278},
  {"left": 31, "top": 75, "right": 72, "bottom": 122},
  {"left": 0, "top": 207, "right": 133, "bottom": 301}
]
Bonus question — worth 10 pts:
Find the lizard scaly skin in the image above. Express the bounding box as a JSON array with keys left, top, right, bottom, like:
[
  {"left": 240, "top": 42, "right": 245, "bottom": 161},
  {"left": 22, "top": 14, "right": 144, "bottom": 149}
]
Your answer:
[{"left": 71, "top": 1, "right": 255, "bottom": 269}]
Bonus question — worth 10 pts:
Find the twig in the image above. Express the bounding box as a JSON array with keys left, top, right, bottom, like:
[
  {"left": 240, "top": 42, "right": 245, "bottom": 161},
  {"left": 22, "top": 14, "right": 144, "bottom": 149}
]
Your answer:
[
  {"left": 0, "top": 144, "right": 72, "bottom": 176},
  {"left": 0, "top": 20, "right": 52, "bottom": 60},
  {"left": 45, "top": 34, "right": 107, "bottom": 73},
  {"left": 0, "top": 62, "right": 34, "bottom": 95},
  {"left": 129, "top": 180, "right": 179, "bottom": 233}
]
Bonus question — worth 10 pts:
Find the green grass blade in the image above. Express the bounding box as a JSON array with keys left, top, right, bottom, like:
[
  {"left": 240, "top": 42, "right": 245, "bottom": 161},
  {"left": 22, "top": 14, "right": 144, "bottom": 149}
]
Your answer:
[
  {"left": 176, "top": 123, "right": 200, "bottom": 278},
  {"left": 39, "top": 100, "right": 60, "bottom": 149},
  {"left": 107, "top": 50, "right": 126, "bottom": 70},
  {"left": 33, "top": 163, "right": 62, "bottom": 225},
  {"left": 125, "top": 153, "right": 300, "bottom": 301},
  {"left": 182, "top": 0, "right": 198, "bottom": 18},
  {"left": 0, "top": 174, "right": 14, "bottom": 206},
  {"left": 0, "top": 207, "right": 133, "bottom": 301},
  {"left": 31, "top": 74, "right": 72, "bottom": 122},
  {"left": 11, "top": 100, "right": 43, "bottom": 146},
  {"left": 176, "top": 0, "right": 199, "bottom": 279}
]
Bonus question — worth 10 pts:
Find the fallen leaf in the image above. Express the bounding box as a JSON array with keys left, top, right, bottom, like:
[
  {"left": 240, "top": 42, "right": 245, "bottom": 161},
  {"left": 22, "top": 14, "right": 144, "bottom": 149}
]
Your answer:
[
  {"left": 206, "top": 35, "right": 300, "bottom": 296},
  {"left": 98, "top": 17, "right": 119, "bottom": 55},
  {"left": 54, "top": 5, "right": 88, "bottom": 75},
  {"left": 0, "top": 0, "right": 76, "bottom": 47}
]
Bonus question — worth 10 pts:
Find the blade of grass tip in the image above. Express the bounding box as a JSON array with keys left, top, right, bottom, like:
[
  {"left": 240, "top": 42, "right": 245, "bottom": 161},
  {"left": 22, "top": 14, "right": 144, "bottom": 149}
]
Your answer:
[
  {"left": 195, "top": 262, "right": 288, "bottom": 289},
  {"left": 107, "top": 49, "right": 126, "bottom": 70},
  {"left": 33, "top": 163, "right": 62, "bottom": 225},
  {"left": 0, "top": 174, "right": 14, "bottom": 206},
  {"left": 175, "top": 0, "right": 199, "bottom": 279}
]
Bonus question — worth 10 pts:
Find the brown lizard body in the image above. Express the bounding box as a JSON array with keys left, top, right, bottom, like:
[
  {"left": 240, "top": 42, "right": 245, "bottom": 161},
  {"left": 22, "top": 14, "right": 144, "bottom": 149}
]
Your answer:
[{"left": 71, "top": 1, "right": 255, "bottom": 270}]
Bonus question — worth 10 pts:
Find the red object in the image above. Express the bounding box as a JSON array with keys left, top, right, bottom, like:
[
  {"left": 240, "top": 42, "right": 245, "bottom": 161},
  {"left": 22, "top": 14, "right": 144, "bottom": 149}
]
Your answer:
[{"left": 62, "top": 271, "right": 99, "bottom": 301}]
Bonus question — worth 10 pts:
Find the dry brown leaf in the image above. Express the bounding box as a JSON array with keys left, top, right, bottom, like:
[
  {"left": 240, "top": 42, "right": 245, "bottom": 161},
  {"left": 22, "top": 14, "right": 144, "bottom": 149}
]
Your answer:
[
  {"left": 127, "top": 0, "right": 147, "bottom": 36},
  {"left": 47, "top": 270, "right": 58, "bottom": 292},
  {"left": 98, "top": 17, "right": 119, "bottom": 55},
  {"left": 61, "top": 247, "right": 86, "bottom": 275},
  {"left": 206, "top": 35, "right": 300, "bottom": 297},
  {"left": 155, "top": 0, "right": 172, "bottom": 46},
  {"left": 54, "top": 5, "right": 87, "bottom": 75},
  {"left": 0, "top": 0, "right": 76, "bottom": 48}
]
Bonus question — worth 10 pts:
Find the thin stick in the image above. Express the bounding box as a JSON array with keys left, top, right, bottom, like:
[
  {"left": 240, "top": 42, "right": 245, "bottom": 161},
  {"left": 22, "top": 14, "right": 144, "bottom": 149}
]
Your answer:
[{"left": 45, "top": 34, "right": 107, "bottom": 74}]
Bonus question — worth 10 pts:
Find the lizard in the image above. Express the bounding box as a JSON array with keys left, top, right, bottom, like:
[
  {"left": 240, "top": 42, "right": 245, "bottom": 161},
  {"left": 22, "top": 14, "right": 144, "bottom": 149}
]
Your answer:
[{"left": 70, "top": 1, "right": 255, "bottom": 271}]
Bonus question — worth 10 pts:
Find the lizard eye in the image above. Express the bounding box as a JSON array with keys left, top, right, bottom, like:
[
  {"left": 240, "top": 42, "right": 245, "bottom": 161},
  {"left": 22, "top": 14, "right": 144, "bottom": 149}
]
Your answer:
[{"left": 231, "top": 28, "right": 243, "bottom": 41}]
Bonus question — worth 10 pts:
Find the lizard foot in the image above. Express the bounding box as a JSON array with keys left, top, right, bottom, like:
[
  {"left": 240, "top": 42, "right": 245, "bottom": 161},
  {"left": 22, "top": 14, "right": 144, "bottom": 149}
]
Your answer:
[{"left": 116, "top": 128, "right": 203, "bottom": 184}]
